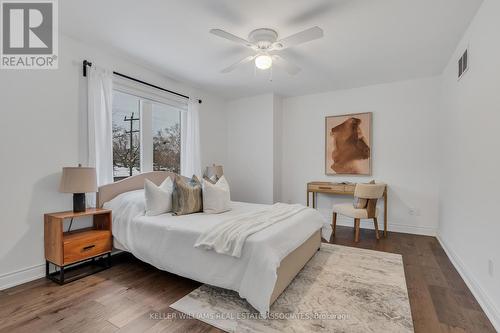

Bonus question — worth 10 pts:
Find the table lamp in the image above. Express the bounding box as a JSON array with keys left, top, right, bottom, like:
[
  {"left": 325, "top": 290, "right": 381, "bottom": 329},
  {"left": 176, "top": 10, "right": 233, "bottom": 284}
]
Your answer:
[
  {"left": 205, "top": 164, "right": 224, "bottom": 180},
  {"left": 59, "top": 165, "right": 97, "bottom": 212}
]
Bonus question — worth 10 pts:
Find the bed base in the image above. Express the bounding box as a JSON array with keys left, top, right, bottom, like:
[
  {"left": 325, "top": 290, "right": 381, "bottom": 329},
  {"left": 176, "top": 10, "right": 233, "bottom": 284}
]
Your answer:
[{"left": 270, "top": 229, "right": 321, "bottom": 305}]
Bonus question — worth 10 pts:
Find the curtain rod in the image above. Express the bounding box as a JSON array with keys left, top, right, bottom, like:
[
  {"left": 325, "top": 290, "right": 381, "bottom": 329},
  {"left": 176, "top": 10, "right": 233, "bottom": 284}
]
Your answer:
[{"left": 82, "top": 60, "right": 202, "bottom": 104}]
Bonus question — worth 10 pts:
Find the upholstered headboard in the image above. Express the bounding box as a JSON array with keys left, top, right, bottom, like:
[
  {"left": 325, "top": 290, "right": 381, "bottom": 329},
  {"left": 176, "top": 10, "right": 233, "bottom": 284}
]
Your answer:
[{"left": 97, "top": 171, "right": 189, "bottom": 207}]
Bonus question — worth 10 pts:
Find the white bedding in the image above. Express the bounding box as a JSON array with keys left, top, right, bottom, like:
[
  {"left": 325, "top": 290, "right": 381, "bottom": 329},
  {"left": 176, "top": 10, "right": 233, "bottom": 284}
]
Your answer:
[
  {"left": 104, "top": 190, "right": 330, "bottom": 315},
  {"left": 195, "top": 203, "right": 308, "bottom": 258}
]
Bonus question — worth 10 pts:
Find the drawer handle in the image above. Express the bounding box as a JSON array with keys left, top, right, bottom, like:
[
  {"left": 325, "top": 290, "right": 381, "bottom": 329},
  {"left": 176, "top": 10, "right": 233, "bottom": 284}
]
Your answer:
[
  {"left": 319, "top": 186, "right": 332, "bottom": 190},
  {"left": 82, "top": 245, "right": 96, "bottom": 252}
]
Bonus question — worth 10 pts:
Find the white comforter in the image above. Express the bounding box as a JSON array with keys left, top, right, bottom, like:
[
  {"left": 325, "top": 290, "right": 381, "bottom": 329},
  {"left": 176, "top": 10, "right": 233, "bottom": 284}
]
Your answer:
[{"left": 104, "top": 190, "right": 329, "bottom": 315}]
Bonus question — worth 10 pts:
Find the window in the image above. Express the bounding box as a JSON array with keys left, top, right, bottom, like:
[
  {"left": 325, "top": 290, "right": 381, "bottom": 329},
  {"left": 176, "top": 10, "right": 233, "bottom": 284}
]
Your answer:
[
  {"left": 152, "top": 102, "right": 181, "bottom": 173},
  {"left": 112, "top": 89, "right": 183, "bottom": 181},
  {"left": 112, "top": 91, "right": 141, "bottom": 181}
]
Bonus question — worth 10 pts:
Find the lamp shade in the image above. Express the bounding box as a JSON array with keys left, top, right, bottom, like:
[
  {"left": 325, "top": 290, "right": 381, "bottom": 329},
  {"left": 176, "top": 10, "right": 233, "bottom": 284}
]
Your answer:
[
  {"left": 59, "top": 166, "right": 98, "bottom": 193},
  {"left": 205, "top": 164, "right": 224, "bottom": 179}
]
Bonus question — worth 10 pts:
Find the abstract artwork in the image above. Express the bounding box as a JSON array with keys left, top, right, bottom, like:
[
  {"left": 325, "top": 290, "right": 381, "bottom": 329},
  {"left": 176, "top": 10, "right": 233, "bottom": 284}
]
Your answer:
[{"left": 325, "top": 112, "right": 372, "bottom": 175}]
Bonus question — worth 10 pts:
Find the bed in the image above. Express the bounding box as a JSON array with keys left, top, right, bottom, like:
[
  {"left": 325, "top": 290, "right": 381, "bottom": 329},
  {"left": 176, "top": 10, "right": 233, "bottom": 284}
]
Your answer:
[{"left": 97, "top": 171, "right": 329, "bottom": 315}]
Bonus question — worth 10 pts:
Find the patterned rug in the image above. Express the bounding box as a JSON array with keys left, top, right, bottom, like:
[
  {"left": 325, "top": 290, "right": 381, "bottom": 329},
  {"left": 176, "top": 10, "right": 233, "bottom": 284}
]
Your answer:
[{"left": 170, "top": 243, "right": 414, "bottom": 333}]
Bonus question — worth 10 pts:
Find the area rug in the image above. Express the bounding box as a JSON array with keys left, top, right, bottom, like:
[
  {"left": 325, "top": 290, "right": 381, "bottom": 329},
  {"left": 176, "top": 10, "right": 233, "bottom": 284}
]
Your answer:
[{"left": 170, "top": 243, "right": 414, "bottom": 333}]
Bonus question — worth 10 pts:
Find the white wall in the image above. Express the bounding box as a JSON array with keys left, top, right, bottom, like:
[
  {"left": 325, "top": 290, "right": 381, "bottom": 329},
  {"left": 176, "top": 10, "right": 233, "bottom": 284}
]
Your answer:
[
  {"left": 0, "top": 34, "right": 226, "bottom": 289},
  {"left": 198, "top": 94, "right": 227, "bottom": 169},
  {"left": 438, "top": 0, "right": 500, "bottom": 329},
  {"left": 281, "top": 77, "right": 442, "bottom": 235},
  {"left": 273, "top": 95, "right": 283, "bottom": 203},
  {"left": 225, "top": 94, "right": 275, "bottom": 204}
]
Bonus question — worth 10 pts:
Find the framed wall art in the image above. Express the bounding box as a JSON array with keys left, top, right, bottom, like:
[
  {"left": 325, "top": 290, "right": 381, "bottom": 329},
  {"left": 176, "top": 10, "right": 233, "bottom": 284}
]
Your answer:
[{"left": 325, "top": 112, "right": 372, "bottom": 175}]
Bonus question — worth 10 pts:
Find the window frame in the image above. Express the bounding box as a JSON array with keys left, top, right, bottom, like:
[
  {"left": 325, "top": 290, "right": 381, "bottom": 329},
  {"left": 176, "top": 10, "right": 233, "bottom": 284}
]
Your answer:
[{"left": 112, "top": 77, "right": 187, "bottom": 181}]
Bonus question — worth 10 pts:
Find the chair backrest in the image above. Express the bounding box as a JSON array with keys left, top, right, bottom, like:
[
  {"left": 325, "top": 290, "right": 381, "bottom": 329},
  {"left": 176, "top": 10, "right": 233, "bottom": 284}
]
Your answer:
[
  {"left": 353, "top": 183, "right": 386, "bottom": 218},
  {"left": 354, "top": 183, "right": 386, "bottom": 199}
]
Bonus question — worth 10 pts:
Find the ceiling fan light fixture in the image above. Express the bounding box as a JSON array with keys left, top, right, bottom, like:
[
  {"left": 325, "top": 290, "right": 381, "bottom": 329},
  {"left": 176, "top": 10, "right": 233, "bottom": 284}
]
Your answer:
[
  {"left": 255, "top": 54, "right": 273, "bottom": 70},
  {"left": 211, "top": 26, "right": 323, "bottom": 74}
]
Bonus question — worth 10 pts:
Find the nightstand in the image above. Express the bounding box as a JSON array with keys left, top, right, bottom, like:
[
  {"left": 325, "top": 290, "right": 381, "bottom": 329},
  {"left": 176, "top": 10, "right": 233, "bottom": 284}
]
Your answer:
[{"left": 44, "top": 208, "right": 112, "bottom": 284}]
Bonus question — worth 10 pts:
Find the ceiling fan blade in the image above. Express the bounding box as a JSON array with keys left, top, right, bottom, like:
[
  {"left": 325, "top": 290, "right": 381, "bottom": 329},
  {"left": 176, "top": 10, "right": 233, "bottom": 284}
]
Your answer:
[
  {"left": 272, "top": 55, "right": 301, "bottom": 75},
  {"left": 210, "top": 29, "right": 254, "bottom": 48},
  {"left": 274, "top": 26, "right": 323, "bottom": 49},
  {"left": 221, "top": 55, "right": 256, "bottom": 73}
]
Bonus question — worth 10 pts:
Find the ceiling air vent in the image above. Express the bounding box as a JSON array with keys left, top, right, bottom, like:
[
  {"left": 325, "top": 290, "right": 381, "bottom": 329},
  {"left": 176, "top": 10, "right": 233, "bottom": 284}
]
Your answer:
[{"left": 458, "top": 49, "right": 468, "bottom": 79}]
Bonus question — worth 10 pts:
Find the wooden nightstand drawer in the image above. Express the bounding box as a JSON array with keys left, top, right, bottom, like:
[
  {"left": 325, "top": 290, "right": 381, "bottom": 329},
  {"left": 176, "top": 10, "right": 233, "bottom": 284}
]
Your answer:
[
  {"left": 63, "top": 229, "right": 112, "bottom": 265},
  {"left": 308, "top": 183, "right": 345, "bottom": 192}
]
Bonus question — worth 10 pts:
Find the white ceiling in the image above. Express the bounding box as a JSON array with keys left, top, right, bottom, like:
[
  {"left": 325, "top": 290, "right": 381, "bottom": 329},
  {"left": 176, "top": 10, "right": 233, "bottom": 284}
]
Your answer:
[{"left": 61, "top": 0, "right": 483, "bottom": 99}]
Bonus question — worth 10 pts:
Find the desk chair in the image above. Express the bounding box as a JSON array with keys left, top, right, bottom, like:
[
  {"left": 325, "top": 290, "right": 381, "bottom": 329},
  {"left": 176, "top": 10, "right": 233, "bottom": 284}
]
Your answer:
[{"left": 331, "top": 183, "right": 386, "bottom": 243}]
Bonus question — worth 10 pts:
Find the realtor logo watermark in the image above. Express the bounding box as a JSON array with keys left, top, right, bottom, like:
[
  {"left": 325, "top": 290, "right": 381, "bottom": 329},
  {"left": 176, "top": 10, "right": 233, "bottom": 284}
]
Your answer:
[{"left": 1, "top": 0, "right": 58, "bottom": 69}]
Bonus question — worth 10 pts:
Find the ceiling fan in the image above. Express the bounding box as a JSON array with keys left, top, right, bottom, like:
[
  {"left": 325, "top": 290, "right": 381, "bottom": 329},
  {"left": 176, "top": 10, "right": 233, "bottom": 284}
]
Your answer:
[{"left": 209, "top": 26, "right": 324, "bottom": 75}]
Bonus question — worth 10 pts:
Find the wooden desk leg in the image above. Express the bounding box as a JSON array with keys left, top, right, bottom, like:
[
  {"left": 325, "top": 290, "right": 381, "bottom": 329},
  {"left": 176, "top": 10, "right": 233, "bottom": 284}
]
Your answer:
[
  {"left": 312, "top": 192, "right": 316, "bottom": 209},
  {"left": 384, "top": 189, "right": 388, "bottom": 237}
]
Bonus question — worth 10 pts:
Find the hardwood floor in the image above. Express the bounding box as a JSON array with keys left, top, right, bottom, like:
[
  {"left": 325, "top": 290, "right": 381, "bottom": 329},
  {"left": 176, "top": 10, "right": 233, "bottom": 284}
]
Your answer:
[
  {"left": 0, "top": 227, "right": 495, "bottom": 333},
  {"left": 332, "top": 226, "right": 496, "bottom": 333}
]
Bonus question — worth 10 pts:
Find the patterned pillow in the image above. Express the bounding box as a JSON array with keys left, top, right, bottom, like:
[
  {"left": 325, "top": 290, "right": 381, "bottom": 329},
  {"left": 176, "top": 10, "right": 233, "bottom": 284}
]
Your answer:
[
  {"left": 203, "top": 174, "right": 218, "bottom": 185},
  {"left": 172, "top": 175, "right": 203, "bottom": 215}
]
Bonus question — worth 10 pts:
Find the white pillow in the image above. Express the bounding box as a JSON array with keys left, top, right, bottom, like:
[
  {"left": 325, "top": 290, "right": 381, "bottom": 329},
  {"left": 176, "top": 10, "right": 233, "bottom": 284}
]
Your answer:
[
  {"left": 103, "top": 189, "right": 145, "bottom": 216},
  {"left": 202, "top": 176, "right": 231, "bottom": 214},
  {"left": 144, "top": 177, "right": 174, "bottom": 216}
]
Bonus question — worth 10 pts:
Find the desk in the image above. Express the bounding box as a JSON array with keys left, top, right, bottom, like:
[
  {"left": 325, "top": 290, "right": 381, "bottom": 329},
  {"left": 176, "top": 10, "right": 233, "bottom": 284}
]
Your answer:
[{"left": 306, "top": 182, "right": 388, "bottom": 237}]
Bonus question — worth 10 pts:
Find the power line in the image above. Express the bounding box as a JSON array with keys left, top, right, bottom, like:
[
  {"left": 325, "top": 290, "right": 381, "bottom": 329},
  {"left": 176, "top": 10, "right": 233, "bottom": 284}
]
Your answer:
[{"left": 123, "top": 112, "right": 140, "bottom": 176}]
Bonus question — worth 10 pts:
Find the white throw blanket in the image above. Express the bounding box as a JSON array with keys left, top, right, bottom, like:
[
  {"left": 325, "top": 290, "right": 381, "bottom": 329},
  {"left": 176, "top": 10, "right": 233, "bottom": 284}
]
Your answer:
[{"left": 194, "top": 203, "right": 307, "bottom": 257}]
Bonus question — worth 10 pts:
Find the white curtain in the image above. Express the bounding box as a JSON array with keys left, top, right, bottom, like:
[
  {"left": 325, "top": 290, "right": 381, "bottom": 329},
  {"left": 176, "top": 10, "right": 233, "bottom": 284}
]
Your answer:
[
  {"left": 181, "top": 99, "right": 202, "bottom": 178},
  {"left": 87, "top": 65, "right": 114, "bottom": 189}
]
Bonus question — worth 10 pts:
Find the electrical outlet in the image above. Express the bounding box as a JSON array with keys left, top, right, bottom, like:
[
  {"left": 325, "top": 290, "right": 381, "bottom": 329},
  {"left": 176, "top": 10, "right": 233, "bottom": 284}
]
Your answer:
[{"left": 488, "top": 259, "right": 494, "bottom": 277}]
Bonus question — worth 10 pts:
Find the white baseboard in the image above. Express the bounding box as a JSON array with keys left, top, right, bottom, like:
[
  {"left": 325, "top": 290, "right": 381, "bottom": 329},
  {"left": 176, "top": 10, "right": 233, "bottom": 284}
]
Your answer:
[
  {"left": 437, "top": 235, "right": 500, "bottom": 332},
  {"left": 0, "top": 263, "right": 45, "bottom": 291},
  {"left": 334, "top": 215, "right": 437, "bottom": 236},
  {"left": 0, "top": 250, "right": 124, "bottom": 291}
]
